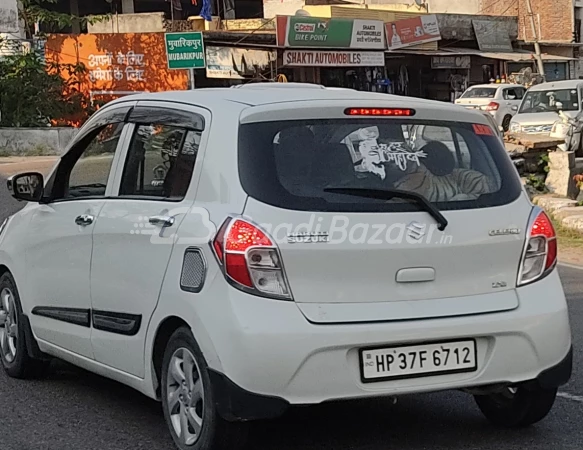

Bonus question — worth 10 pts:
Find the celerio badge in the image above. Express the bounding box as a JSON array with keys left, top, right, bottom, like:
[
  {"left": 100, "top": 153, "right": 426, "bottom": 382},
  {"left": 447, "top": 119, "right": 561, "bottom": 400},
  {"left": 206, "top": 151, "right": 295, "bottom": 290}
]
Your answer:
[{"left": 489, "top": 228, "right": 521, "bottom": 236}]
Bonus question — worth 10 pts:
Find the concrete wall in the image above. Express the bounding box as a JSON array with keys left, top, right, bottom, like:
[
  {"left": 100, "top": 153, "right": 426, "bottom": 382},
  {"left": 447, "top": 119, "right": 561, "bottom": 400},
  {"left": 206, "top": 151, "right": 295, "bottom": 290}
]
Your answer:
[
  {"left": 0, "top": 128, "right": 78, "bottom": 156},
  {"left": 263, "top": 0, "right": 478, "bottom": 17},
  {"left": 264, "top": 0, "right": 306, "bottom": 18},
  {"left": 223, "top": 18, "right": 275, "bottom": 30},
  {"left": 426, "top": 0, "right": 480, "bottom": 14},
  {"left": 88, "top": 12, "right": 166, "bottom": 33}
]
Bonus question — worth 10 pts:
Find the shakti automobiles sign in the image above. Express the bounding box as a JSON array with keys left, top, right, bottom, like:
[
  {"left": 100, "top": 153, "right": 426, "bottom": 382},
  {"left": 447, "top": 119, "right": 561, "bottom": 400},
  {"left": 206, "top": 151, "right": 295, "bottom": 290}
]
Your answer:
[
  {"left": 283, "top": 50, "right": 385, "bottom": 67},
  {"left": 276, "top": 15, "right": 386, "bottom": 49}
]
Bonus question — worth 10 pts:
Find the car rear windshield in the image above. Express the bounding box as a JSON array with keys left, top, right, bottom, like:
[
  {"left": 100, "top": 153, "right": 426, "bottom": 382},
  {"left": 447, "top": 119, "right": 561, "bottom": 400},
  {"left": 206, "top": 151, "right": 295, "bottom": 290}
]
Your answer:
[
  {"left": 238, "top": 119, "right": 521, "bottom": 213},
  {"left": 460, "top": 87, "right": 497, "bottom": 99}
]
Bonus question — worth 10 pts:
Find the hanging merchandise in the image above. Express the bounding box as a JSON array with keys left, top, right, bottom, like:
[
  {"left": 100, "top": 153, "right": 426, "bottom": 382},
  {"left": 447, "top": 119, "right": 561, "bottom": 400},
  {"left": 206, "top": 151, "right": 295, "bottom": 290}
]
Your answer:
[
  {"left": 200, "top": 0, "right": 212, "bottom": 21},
  {"left": 450, "top": 74, "right": 465, "bottom": 102},
  {"left": 398, "top": 65, "right": 409, "bottom": 96},
  {"left": 166, "top": 0, "right": 182, "bottom": 11}
]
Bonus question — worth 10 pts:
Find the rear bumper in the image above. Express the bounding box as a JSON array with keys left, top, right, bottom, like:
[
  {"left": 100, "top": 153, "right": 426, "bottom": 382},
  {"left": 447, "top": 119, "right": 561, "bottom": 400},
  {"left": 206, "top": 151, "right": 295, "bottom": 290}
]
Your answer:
[
  {"left": 198, "top": 269, "right": 571, "bottom": 411},
  {"left": 212, "top": 345, "right": 573, "bottom": 421}
]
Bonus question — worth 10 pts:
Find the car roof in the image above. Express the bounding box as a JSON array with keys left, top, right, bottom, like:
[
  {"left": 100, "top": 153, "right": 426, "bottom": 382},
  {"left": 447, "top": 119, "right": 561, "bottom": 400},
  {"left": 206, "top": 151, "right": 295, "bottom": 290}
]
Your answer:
[
  {"left": 529, "top": 79, "right": 583, "bottom": 91},
  {"left": 106, "top": 83, "right": 478, "bottom": 115},
  {"left": 465, "top": 83, "right": 522, "bottom": 89}
]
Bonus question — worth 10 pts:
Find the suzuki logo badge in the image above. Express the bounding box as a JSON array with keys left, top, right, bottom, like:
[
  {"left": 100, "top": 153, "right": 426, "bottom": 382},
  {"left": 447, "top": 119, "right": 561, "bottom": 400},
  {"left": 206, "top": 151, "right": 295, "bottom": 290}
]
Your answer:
[{"left": 406, "top": 222, "right": 426, "bottom": 241}]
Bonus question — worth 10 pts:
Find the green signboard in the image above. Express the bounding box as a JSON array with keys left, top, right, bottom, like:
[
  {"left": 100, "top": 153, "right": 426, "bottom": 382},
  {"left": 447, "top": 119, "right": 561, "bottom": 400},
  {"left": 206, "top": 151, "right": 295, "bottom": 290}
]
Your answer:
[
  {"left": 279, "top": 16, "right": 385, "bottom": 49},
  {"left": 164, "top": 32, "right": 206, "bottom": 70}
]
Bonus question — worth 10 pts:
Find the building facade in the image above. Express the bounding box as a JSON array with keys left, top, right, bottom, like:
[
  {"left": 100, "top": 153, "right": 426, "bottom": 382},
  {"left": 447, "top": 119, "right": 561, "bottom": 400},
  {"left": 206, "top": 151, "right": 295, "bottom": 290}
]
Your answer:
[{"left": 0, "top": 0, "right": 22, "bottom": 56}]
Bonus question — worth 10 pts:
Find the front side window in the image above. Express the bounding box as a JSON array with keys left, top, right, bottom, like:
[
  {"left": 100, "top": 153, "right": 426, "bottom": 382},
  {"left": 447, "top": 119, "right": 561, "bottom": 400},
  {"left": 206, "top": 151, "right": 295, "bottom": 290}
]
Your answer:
[
  {"left": 519, "top": 88, "right": 580, "bottom": 113},
  {"left": 119, "top": 123, "right": 201, "bottom": 200},
  {"left": 238, "top": 119, "right": 521, "bottom": 212},
  {"left": 64, "top": 122, "right": 123, "bottom": 200}
]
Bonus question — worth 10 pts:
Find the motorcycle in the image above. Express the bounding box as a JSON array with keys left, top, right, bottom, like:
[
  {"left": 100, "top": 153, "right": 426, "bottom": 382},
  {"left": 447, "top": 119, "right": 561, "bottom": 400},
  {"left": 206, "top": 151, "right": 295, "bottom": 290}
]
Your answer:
[{"left": 550, "top": 101, "right": 583, "bottom": 153}]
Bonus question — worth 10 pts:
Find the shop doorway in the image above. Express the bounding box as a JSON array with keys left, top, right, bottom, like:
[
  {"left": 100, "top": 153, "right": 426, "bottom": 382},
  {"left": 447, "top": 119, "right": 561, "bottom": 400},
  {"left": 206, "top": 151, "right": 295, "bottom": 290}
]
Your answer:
[{"left": 320, "top": 67, "right": 389, "bottom": 92}]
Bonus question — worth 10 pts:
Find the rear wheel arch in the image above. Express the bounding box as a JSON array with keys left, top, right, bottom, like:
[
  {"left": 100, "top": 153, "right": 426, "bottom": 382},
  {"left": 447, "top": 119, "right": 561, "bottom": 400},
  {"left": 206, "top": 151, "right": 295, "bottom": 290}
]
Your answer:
[
  {"left": 152, "top": 316, "right": 191, "bottom": 397},
  {"left": 0, "top": 265, "right": 10, "bottom": 279}
]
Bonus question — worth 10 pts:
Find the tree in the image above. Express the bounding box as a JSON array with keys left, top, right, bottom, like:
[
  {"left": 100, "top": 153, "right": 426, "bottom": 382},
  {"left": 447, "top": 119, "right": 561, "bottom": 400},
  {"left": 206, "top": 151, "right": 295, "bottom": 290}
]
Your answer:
[
  {"left": 18, "top": 0, "right": 103, "bottom": 38},
  {"left": 0, "top": 0, "right": 106, "bottom": 126},
  {"left": 0, "top": 49, "right": 93, "bottom": 127}
]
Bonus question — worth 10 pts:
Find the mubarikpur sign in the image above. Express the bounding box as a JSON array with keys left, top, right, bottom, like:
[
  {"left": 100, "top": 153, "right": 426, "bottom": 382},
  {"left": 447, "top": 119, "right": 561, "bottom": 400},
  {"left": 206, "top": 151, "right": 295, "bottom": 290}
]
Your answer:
[{"left": 283, "top": 50, "right": 385, "bottom": 67}]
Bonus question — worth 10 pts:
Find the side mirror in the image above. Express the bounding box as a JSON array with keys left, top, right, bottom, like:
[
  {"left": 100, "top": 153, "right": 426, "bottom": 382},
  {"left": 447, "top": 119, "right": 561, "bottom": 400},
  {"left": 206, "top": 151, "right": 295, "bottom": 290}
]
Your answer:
[
  {"left": 556, "top": 101, "right": 563, "bottom": 111},
  {"left": 511, "top": 105, "right": 519, "bottom": 112},
  {"left": 7, "top": 172, "right": 44, "bottom": 202}
]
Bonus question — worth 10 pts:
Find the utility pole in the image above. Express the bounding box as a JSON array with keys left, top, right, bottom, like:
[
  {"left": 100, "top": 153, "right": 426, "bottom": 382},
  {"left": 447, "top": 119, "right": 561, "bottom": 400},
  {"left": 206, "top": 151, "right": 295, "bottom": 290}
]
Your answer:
[{"left": 525, "top": 0, "right": 546, "bottom": 81}]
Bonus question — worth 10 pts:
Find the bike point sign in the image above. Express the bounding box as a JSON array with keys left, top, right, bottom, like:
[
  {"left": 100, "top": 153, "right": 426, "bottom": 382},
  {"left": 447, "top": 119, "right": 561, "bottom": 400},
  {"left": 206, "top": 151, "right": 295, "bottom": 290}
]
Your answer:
[
  {"left": 276, "top": 15, "right": 385, "bottom": 49},
  {"left": 164, "top": 32, "right": 206, "bottom": 70}
]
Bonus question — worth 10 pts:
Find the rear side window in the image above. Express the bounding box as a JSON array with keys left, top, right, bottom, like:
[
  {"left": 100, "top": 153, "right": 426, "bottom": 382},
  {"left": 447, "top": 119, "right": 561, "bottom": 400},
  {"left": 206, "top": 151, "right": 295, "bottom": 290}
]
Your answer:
[
  {"left": 460, "top": 87, "right": 497, "bottom": 99},
  {"left": 238, "top": 119, "right": 521, "bottom": 212}
]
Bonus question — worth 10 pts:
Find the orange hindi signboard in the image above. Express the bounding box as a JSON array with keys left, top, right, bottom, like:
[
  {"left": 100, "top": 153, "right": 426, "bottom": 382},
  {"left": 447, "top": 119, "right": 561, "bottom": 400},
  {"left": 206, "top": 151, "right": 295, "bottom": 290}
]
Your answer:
[
  {"left": 45, "top": 33, "right": 189, "bottom": 105},
  {"left": 385, "top": 15, "right": 441, "bottom": 51}
]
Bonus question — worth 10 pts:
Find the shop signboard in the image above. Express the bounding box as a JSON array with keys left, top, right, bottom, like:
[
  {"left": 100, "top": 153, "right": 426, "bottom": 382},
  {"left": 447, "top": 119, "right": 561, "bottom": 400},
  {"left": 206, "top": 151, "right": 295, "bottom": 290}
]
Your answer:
[
  {"left": 164, "top": 32, "right": 206, "bottom": 69},
  {"left": 386, "top": 14, "right": 441, "bottom": 50},
  {"left": 205, "top": 46, "right": 277, "bottom": 79},
  {"left": 431, "top": 55, "right": 471, "bottom": 69},
  {"left": 472, "top": 20, "right": 512, "bottom": 52},
  {"left": 283, "top": 50, "right": 385, "bottom": 67},
  {"left": 276, "top": 15, "right": 385, "bottom": 49}
]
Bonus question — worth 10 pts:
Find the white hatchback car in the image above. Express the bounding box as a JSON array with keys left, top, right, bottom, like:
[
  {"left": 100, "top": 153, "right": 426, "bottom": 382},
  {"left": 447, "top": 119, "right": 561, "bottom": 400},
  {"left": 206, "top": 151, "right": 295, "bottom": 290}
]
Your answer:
[
  {"left": 0, "top": 84, "right": 572, "bottom": 450},
  {"left": 455, "top": 83, "right": 526, "bottom": 131}
]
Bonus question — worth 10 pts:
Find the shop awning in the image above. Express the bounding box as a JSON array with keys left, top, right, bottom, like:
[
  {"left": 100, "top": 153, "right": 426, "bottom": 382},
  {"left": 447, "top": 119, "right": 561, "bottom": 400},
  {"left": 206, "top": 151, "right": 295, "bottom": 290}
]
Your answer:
[{"left": 388, "top": 47, "right": 575, "bottom": 62}]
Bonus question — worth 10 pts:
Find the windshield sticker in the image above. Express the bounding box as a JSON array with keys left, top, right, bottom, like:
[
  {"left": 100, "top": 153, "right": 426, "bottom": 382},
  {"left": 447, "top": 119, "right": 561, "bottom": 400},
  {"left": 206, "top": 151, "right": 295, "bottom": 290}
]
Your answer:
[
  {"left": 382, "top": 142, "right": 427, "bottom": 172},
  {"left": 343, "top": 127, "right": 427, "bottom": 179}
]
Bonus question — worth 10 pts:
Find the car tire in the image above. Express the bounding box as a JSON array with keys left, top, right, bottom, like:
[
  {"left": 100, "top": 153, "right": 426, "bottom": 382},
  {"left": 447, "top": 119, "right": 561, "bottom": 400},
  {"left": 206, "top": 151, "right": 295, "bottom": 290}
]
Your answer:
[
  {"left": 0, "top": 272, "right": 50, "bottom": 379},
  {"left": 502, "top": 115, "right": 512, "bottom": 132},
  {"left": 161, "top": 326, "right": 248, "bottom": 450},
  {"left": 474, "top": 386, "right": 557, "bottom": 427}
]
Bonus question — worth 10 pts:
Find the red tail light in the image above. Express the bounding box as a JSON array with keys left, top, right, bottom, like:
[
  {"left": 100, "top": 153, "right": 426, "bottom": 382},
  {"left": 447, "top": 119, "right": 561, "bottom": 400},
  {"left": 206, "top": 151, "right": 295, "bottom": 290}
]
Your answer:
[
  {"left": 484, "top": 102, "right": 499, "bottom": 111},
  {"left": 212, "top": 217, "right": 292, "bottom": 299},
  {"left": 344, "top": 108, "right": 415, "bottom": 116},
  {"left": 517, "top": 208, "right": 557, "bottom": 286}
]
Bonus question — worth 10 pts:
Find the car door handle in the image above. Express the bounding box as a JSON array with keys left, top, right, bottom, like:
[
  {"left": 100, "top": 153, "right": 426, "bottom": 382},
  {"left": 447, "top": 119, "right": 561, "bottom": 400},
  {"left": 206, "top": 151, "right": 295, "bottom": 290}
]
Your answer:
[
  {"left": 75, "top": 214, "right": 94, "bottom": 226},
  {"left": 149, "top": 215, "right": 175, "bottom": 227}
]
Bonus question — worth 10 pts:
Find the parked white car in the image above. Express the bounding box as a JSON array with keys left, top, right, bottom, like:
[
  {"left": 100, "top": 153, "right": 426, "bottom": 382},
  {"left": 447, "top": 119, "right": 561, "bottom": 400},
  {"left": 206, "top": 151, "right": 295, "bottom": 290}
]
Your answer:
[
  {"left": 0, "top": 83, "right": 572, "bottom": 450},
  {"left": 455, "top": 83, "right": 526, "bottom": 131},
  {"left": 509, "top": 79, "right": 583, "bottom": 139}
]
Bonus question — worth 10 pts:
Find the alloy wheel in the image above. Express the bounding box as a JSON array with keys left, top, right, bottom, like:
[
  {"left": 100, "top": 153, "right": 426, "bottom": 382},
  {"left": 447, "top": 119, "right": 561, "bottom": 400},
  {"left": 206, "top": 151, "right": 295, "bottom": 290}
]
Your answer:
[
  {"left": 166, "top": 347, "right": 205, "bottom": 446},
  {"left": 0, "top": 288, "right": 18, "bottom": 363}
]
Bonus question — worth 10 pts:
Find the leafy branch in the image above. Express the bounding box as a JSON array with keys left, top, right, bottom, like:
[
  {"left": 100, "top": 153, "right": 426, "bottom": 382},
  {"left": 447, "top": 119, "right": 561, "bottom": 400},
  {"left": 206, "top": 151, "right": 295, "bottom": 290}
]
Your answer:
[{"left": 19, "top": 0, "right": 109, "bottom": 37}]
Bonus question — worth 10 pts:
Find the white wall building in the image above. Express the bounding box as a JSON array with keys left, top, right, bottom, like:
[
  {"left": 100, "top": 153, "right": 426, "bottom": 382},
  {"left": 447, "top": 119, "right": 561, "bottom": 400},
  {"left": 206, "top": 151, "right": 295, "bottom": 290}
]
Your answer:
[
  {"left": 0, "top": 0, "right": 24, "bottom": 56},
  {"left": 263, "top": 0, "right": 482, "bottom": 18}
]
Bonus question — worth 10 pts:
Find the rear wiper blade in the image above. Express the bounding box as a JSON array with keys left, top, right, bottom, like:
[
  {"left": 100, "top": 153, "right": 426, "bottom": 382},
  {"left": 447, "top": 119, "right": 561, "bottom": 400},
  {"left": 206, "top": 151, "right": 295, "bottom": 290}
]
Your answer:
[{"left": 324, "top": 187, "right": 448, "bottom": 231}]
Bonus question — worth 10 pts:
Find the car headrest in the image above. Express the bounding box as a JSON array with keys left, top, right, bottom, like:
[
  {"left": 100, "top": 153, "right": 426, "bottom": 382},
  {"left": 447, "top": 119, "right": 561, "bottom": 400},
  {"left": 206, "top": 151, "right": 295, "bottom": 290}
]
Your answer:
[
  {"left": 311, "top": 144, "right": 356, "bottom": 186},
  {"left": 275, "top": 127, "right": 315, "bottom": 178},
  {"left": 420, "top": 141, "right": 456, "bottom": 176}
]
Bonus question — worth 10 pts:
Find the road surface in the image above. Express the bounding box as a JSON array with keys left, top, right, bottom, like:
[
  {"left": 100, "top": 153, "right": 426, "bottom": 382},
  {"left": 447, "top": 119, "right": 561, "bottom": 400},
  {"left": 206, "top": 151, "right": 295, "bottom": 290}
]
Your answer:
[{"left": 0, "top": 167, "right": 581, "bottom": 450}]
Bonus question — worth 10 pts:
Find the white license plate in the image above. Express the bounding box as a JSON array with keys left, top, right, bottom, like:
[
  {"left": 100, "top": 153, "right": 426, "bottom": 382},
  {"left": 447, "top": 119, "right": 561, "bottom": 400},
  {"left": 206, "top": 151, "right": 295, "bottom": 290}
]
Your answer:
[{"left": 359, "top": 340, "right": 477, "bottom": 383}]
